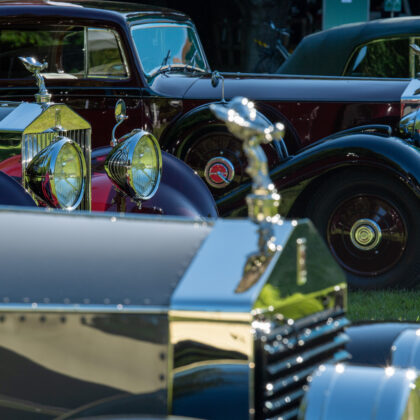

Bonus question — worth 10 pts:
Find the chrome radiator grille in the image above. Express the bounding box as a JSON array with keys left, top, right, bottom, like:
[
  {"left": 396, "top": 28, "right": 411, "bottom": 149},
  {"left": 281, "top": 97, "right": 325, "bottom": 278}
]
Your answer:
[
  {"left": 254, "top": 309, "right": 350, "bottom": 420},
  {"left": 22, "top": 129, "right": 92, "bottom": 211}
]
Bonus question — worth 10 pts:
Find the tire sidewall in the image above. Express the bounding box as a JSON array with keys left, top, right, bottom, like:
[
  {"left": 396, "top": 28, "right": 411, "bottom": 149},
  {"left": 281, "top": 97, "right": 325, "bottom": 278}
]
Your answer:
[{"left": 307, "top": 171, "right": 420, "bottom": 289}]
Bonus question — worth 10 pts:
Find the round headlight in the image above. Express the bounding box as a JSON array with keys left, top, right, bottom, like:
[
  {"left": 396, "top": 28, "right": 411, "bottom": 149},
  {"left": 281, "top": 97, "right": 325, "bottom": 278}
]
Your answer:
[
  {"left": 26, "top": 137, "right": 86, "bottom": 210},
  {"left": 53, "top": 141, "right": 85, "bottom": 209},
  {"left": 105, "top": 130, "right": 162, "bottom": 200}
]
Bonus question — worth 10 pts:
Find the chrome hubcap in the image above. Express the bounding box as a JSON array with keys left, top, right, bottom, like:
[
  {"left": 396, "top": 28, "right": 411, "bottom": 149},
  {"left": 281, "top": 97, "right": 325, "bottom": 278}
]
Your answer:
[{"left": 350, "top": 218, "right": 382, "bottom": 251}]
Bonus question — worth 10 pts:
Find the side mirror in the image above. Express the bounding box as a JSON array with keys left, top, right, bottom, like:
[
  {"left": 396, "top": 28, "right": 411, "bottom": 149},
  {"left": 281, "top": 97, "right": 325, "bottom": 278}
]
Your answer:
[{"left": 111, "top": 99, "right": 128, "bottom": 146}]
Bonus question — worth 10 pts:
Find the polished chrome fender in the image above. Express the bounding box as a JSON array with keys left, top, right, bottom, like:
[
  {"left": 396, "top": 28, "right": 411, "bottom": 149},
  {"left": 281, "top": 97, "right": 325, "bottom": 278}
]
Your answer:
[
  {"left": 391, "top": 328, "right": 420, "bottom": 369},
  {"left": 300, "top": 364, "right": 420, "bottom": 419}
]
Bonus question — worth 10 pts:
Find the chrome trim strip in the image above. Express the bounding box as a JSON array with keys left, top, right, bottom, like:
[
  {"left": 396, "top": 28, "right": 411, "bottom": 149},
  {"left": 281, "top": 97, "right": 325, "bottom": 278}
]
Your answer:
[{"left": 0, "top": 303, "right": 169, "bottom": 314}]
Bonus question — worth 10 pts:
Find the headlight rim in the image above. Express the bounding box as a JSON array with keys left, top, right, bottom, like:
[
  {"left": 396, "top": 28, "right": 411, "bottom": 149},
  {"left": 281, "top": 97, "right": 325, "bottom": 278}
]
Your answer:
[
  {"left": 25, "top": 136, "right": 87, "bottom": 211},
  {"left": 105, "top": 130, "right": 162, "bottom": 201}
]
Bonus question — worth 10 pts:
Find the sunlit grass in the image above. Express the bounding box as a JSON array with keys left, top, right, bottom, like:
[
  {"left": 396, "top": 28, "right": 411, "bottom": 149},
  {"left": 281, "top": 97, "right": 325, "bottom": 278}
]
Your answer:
[{"left": 348, "top": 289, "right": 420, "bottom": 322}]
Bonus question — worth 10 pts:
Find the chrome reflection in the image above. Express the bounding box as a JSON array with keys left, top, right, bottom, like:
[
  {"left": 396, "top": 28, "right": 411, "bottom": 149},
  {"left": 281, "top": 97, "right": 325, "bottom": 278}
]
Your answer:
[
  {"left": 300, "top": 364, "right": 420, "bottom": 419},
  {"left": 25, "top": 137, "right": 86, "bottom": 210},
  {"left": 211, "top": 97, "right": 285, "bottom": 293},
  {"left": 105, "top": 130, "right": 162, "bottom": 202},
  {"left": 391, "top": 328, "right": 420, "bottom": 370}
]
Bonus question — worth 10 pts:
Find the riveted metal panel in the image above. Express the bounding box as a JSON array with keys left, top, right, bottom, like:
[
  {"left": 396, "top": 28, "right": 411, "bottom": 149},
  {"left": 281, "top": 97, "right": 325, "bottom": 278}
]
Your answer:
[{"left": 0, "top": 208, "right": 213, "bottom": 307}]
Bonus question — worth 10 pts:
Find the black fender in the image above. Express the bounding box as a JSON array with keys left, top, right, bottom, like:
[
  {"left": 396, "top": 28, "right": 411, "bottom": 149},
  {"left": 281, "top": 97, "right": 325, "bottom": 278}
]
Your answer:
[
  {"left": 158, "top": 103, "right": 222, "bottom": 155},
  {"left": 0, "top": 171, "right": 37, "bottom": 207},
  {"left": 159, "top": 101, "right": 296, "bottom": 158},
  {"left": 148, "top": 151, "right": 218, "bottom": 218},
  {"left": 217, "top": 133, "right": 420, "bottom": 217},
  {"left": 345, "top": 322, "right": 418, "bottom": 366},
  {"left": 92, "top": 147, "right": 218, "bottom": 218}
]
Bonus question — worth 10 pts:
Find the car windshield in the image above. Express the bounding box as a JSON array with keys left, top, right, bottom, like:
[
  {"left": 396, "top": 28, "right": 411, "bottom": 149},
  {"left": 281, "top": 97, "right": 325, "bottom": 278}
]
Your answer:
[{"left": 131, "top": 23, "right": 207, "bottom": 78}]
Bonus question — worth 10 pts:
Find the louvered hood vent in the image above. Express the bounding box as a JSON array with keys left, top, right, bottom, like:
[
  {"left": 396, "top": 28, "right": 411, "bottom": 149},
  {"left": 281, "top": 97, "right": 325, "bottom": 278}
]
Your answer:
[{"left": 254, "top": 308, "right": 350, "bottom": 420}]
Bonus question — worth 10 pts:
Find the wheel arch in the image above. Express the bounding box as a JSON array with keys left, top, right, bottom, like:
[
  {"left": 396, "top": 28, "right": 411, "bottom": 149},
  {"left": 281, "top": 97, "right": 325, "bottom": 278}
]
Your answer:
[
  {"left": 280, "top": 134, "right": 420, "bottom": 217},
  {"left": 159, "top": 100, "right": 300, "bottom": 156},
  {"left": 287, "top": 163, "right": 418, "bottom": 218}
]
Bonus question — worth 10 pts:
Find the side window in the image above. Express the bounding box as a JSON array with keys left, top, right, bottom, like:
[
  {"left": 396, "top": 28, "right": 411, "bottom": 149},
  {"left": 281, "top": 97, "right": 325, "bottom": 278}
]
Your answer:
[
  {"left": 86, "top": 28, "right": 128, "bottom": 78},
  {"left": 0, "top": 26, "right": 129, "bottom": 80},
  {"left": 0, "top": 29, "right": 55, "bottom": 79},
  {"left": 343, "top": 37, "right": 420, "bottom": 78}
]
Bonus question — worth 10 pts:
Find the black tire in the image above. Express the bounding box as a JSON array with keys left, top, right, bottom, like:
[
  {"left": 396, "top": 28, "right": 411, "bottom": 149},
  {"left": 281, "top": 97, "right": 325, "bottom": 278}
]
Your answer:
[{"left": 306, "top": 170, "right": 420, "bottom": 289}]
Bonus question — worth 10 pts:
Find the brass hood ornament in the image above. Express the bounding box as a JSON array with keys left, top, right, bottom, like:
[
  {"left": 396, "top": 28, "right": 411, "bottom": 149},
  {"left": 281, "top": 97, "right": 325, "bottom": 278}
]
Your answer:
[{"left": 210, "top": 97, "right": 286, "bottom": 292}]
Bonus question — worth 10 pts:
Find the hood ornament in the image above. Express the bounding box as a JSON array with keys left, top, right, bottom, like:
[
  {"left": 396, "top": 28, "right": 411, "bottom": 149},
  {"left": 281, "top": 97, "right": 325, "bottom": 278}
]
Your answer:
[
  {"left": 210, "top": 97, "right": 286, "bottom": 292},
  {"left": 19, "top": 56, "right": 51, "bottom": 104}
]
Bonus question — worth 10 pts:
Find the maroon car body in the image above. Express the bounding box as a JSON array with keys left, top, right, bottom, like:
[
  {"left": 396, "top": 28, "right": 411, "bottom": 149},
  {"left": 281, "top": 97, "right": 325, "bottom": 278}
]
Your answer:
[{"left": 0, "top": 0, "right": 420, "bottom": 289}]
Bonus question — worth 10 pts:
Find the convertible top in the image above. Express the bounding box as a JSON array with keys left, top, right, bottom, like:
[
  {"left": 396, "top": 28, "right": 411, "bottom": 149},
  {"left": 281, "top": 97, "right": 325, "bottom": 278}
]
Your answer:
[{"left": 278, "top": 17, "right": 420, "bottom": 76}]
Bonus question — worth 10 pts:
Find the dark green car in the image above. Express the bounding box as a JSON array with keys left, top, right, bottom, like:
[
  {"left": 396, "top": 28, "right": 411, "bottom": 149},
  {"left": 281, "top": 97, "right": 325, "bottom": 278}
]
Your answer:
[{"left": 278, "top": 16, "right": 420, "bottom": 78}]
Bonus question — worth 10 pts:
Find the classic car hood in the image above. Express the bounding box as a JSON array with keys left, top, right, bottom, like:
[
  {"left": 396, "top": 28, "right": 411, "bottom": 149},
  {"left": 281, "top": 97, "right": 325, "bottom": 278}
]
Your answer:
[
  {"left": 179, "top": 73, "right": 408, "bottom": 103},
  {"left": 148, "top": 73, "right": 199, "bottom": 99},
  {"left": 0, "top": 208, "right": 344, "bottom": 314}
]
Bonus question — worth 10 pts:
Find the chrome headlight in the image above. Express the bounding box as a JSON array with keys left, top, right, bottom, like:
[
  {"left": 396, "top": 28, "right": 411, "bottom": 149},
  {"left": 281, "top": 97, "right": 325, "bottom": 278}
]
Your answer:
[
  {"left": 25, "top": 137, "right": 86, "bottom": 210},
  {"left": 105, "top": 130, "right": 162, "bottom": 200}
]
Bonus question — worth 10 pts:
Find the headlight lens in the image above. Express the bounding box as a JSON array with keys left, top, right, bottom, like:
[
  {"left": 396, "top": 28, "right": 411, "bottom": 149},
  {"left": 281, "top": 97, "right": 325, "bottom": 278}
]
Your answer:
[
  {"left": 53, "top": 141, "right": 84, "bottom": 209},
  {"left": 130, "top": 134, "right": 160, "bottom": 198},
  {"left": 25, "top": 137, "right": 86, "bottom": 210},
  {"left": 105, "top": 130, "right": 162, "bottom": 200}
]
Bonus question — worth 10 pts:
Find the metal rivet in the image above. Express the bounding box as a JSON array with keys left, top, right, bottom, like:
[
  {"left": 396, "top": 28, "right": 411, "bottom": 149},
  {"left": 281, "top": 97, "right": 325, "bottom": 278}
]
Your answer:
[
  {"left": 159, "top": 374, "right": 165, "bottom": 381},
  {"left": 159, "top": 353, "right": 166, "bottom": 361},
  {"left": 60, "top": 316, "right": 66, "bottom": 324},
  {"left": 40, "top": 316, "right": 46, "bottom": 323}
]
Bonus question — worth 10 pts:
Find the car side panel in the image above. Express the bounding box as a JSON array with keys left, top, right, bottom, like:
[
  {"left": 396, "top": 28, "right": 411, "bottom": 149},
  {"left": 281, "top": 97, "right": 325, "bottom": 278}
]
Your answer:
[{"left": 217, "top": 133, "right": 420, "bottom": 217}]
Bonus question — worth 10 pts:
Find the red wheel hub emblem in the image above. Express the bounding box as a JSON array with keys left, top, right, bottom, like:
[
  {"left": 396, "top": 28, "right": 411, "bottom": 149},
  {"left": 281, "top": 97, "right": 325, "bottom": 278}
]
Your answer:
[{"left": 204, "top": 157, "right": 235, "bottom": 188}]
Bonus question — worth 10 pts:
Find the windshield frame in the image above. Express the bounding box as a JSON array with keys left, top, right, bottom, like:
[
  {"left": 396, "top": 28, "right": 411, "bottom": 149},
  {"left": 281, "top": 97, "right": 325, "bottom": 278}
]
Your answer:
[{"left": 130, "top": 21, "right": 210, "bottom": 81}]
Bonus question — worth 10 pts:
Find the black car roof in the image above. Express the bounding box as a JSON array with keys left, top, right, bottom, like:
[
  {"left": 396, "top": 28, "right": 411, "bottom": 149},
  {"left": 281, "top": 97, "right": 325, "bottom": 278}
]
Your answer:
[
  {"left": 278, "top": 16, "right": 420, "bottom": 76},
  {"left": 0, "top": 0, "right": 189, "bottom": 24}
]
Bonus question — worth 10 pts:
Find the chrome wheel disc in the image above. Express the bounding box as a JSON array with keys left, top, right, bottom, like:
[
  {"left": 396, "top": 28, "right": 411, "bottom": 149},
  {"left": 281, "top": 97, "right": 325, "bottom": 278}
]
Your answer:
[{"left": 350, "top": 218, "right": 382, "bottom": 251}]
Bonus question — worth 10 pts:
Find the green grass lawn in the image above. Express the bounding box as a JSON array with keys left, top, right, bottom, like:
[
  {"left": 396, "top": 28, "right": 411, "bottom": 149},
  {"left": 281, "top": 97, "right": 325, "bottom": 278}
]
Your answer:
[{"left": 348, "top": 290, "right": 420, "bottom": 322}]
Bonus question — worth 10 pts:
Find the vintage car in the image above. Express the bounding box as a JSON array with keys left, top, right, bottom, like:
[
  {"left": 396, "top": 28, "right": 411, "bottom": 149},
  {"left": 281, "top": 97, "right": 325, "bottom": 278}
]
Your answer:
[
  {"left": 278, "top": 17, "right": 420, "bottom": 78},
  {"left": 1, "top": 99, "right": 420, "bottom": 419},
  {"left": 2, "top": 0, "right": 420, "bottom": 289},
  {"left": 0, "top": 57, "right": 217, "bottom": 218}
]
